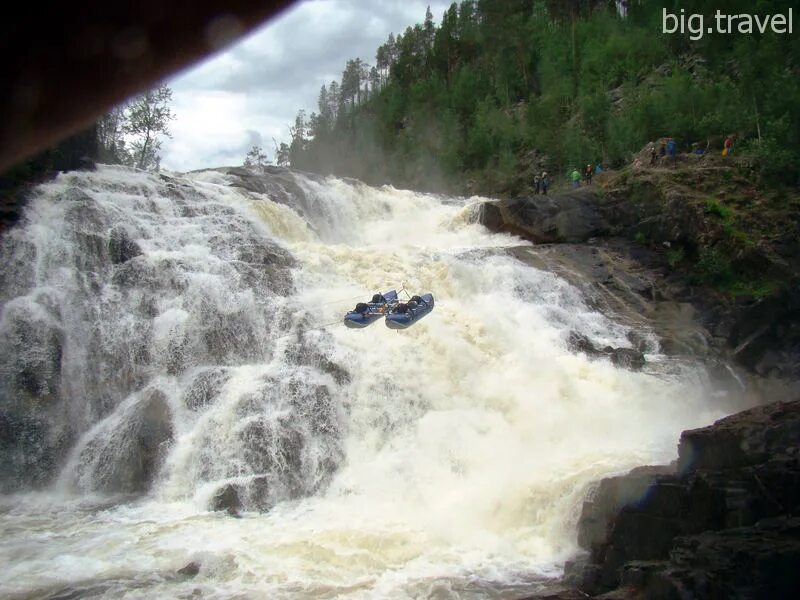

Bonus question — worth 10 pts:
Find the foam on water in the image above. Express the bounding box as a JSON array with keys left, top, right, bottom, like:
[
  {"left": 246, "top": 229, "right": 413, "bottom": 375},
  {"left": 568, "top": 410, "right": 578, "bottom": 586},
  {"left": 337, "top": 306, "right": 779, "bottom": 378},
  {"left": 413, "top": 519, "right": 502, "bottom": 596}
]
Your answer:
[{"left": 0, "top": 166, "right": 727, "bottom": 599}]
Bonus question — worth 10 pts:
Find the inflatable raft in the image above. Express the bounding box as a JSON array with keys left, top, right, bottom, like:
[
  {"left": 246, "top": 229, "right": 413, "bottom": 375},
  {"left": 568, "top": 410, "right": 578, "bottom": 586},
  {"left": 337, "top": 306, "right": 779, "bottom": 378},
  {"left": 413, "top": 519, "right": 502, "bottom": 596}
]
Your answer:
[
  {"left": 385, "top": 294, "right": 434, "bottom": 329},
  {"left": 343, "top": 290, "right": 398, "bottom": 328}
]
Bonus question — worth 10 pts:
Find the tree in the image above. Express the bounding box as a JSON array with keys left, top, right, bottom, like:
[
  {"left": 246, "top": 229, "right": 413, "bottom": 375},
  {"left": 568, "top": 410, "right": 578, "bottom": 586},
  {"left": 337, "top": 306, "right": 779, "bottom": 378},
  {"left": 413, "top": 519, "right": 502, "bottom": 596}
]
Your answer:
[
  {"left": 273, "top": 139, "right": 290, "bottom": 167},
  {"left": 423, "top": 6, "right": 436, "bottom": 50},
  {"left": 124, "top": 83, "right": 175, "bottom": 171},
  {"left": 96, "top": 105, "right": 130, "bottom": 164},
  {"left": 288, "top": 110, "right": 307, "bottom": 166},
  {"left": 328, "top": 80, "right": 340, "bottom": 119},
  {"left": 244, "top": 145, "right": 269, "bottom": 171}
]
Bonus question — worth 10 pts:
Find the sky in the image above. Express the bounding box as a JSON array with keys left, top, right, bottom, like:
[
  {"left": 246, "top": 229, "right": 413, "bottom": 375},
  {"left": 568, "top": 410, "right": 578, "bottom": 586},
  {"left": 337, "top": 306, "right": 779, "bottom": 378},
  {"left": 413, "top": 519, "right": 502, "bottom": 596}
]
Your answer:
[{"left": 161, "top": 0, "right": 450, "bottom": 172}]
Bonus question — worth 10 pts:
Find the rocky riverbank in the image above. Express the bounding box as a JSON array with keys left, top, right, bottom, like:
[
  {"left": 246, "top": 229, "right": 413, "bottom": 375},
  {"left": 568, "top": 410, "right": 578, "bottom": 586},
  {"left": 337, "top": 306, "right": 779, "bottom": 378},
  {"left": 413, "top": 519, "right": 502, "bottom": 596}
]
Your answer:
[
  {"left": 561, "top": 399, "right": 800, "bottom": 599},
  {"left": 477, "top": 155, "right": 800, "bottom": 397},
  {"left": 477, "top": 156, "right": 800, "bottom": 598}
]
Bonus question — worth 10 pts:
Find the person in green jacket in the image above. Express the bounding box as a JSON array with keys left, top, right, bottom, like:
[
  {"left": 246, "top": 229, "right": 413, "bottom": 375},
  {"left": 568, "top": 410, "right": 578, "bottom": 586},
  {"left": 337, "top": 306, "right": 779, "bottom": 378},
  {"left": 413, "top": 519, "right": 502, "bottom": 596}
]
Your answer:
[{"left": 570, "top": 168, "right": 582, "bottom": 188}]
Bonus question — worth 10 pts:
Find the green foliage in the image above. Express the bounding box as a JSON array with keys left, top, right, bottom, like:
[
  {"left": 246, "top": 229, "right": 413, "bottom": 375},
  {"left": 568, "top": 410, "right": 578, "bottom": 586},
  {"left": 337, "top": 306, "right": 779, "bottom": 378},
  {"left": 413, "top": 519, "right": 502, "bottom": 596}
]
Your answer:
[
  {"left": 704, "top": 198, "right": 732, "bottom": 221},
  {"left": 745, "top": 134, "right": 799, "bottom": 185},
  {"left": 124, "top": 84, "right": 175, "bottom": 171},
  {"left": 288, "top": 0, "right": 800, "bottom": 194},
  {"left": 695, "top": 246, "right": 733, "bottom": 284},
  {"left": 244, "top": 146, "right": 269, "bottom": 171},
  {"left": 667, "top": 246, "right": 685, "bottom": 268},
  {"left": 633, "top": 231, "right": 646, "bottom": 244}
]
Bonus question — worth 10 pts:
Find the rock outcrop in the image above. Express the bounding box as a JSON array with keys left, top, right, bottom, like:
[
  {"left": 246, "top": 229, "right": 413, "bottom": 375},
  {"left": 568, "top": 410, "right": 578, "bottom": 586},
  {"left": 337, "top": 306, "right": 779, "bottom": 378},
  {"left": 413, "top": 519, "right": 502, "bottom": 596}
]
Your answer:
[
  {"left": 568, "top": 332, "right": 646, "bottom": 372},
  {"left": 478, "top": 190, "right": 609, "bottom": 244},
  {"left": 478, "top": 160, "right": 800, "bottom": 385},
  {"left": 76, "top": 389, "right": 174, "bottom": 494},
  {"left": 565, "top": 399, "right": 800, "bottom": 598}
]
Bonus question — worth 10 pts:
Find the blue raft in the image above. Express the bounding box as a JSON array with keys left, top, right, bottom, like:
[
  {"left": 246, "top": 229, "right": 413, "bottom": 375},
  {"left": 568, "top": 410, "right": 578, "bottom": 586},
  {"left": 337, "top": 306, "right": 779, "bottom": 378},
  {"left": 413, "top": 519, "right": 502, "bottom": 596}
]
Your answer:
[
  {"left": 385, "top": 293, "right": 435, "bottom": 329},
  {"left": 343, "top": 290, "right": 398, "bottom": 328}
]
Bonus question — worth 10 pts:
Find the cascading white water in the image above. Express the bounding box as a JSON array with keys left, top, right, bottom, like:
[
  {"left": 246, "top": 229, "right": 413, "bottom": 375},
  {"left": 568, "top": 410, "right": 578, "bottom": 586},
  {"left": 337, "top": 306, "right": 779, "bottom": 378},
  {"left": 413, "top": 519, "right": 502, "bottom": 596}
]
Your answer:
[{"left": 0, "top": 165, "right": 730, "bottom": 598}]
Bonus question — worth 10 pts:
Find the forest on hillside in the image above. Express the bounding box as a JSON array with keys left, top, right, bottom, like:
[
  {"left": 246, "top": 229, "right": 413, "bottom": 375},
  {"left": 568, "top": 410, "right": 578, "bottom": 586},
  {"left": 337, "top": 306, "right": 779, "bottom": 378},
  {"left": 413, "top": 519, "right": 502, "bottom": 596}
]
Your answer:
[{"left": 287, "top": 0, "right": 800, "bottom": 195}]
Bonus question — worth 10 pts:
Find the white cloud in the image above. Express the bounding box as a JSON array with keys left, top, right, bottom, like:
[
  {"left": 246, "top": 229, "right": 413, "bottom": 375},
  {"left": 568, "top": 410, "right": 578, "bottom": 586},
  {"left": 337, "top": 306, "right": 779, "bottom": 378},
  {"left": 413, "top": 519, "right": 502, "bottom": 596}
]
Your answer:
[{"left": 161, "top": 0, "right": 449, "bottom": 172}]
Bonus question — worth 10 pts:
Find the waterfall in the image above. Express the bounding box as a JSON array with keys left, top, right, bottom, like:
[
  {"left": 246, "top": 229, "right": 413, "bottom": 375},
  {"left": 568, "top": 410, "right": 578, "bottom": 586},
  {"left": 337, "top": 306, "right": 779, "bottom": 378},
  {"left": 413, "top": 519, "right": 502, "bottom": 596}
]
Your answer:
[{"left": 0, "top": 165, "right": 725, "bottom": 598}]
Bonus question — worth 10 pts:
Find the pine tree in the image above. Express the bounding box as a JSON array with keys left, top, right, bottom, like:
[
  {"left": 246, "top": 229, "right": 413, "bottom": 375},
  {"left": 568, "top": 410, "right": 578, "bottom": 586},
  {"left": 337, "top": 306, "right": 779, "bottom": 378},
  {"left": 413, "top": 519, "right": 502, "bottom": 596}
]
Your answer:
[
  {"left": 244, "top": 145, "right": 269, "bottom": 172},
  {"left": 124, "top": 84, "right": 175, "bottom": 171}
]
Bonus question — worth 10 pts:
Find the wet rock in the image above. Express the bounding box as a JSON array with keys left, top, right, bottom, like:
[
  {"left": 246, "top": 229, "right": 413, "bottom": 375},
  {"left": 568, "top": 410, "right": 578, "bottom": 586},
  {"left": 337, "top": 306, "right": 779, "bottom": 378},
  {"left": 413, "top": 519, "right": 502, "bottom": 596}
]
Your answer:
[
  {"left": 210, "top": 483, "right": 242, "bottom": 517},
  {"left": 607, "top": 347, "right": 646, "bottom": 371},
  {"left": 177, "top": 561, "right": 201, "bottom": 577},
  {"left": 728, "top": 287, "right": 800, "bottom": 380},
  {"left": 108, "top": 225, "right": 142, "bottom": 264},
  {"left": 569, "top": 399, "right": 800, "bottom": 596},
  {"left": 0, "top": 411, "right": 68, "bottom": 491},
  {"left": 191, "top": 373, "right": 346, "bottom": 511},
  {"left": 1, "top": 303, "right": 64, "bottom": 400},
  {"left": 79, "top": 389, "right": 174, "bottom": 494},
  {"left": 283, "top": 330, "right": 351, "bottom": 386},
  {"left": 568, "top": 332, "right": 599, "bottom": 356},
  {"left": 677, "top": 398, "right": 800, "bottom": 474},
  {"left": 478, "top": 191, "right": 609, "bottom": 244},
  {"left": 0, "top": 235, "right": 36, "bottom": 305},
  {"left": 476, "top": 201, "right": 503, "bottom": 231},
  {"left": 111, "top": 257, "right": 189, "bottom": 293},
  {"left": 658, "top": 518, "right": 800, "bottom": 598},
  {"left": 198, "top": 304, "right": 263, "bottom": 366},
  {"left": 182, "top": 368, "right": 231, "bottom": 411},
  {"left": 567, "top": 332, "right": 646, "bottom": 372}
]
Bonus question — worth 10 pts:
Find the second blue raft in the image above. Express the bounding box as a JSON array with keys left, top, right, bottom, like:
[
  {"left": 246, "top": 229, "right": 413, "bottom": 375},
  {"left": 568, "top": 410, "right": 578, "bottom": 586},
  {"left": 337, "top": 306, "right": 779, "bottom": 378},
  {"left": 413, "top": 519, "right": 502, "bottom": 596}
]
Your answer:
[{"left": 385, "top": 293, "right": 435, "bottom": 329}]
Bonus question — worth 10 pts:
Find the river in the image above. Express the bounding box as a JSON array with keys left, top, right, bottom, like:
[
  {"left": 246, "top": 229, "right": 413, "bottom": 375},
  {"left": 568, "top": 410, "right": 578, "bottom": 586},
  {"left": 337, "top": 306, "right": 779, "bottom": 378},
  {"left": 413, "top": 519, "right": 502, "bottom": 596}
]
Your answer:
[{"left": 0, "top": 165, "right": 726, "bottom": 598}]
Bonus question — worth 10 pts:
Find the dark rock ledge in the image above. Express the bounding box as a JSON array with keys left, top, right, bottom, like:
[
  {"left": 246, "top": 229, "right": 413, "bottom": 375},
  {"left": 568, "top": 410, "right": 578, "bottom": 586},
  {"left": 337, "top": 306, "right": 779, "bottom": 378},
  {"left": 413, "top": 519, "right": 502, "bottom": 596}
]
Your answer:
[{"left": 545, "top": 399, "right": 800, "bottom": 599}]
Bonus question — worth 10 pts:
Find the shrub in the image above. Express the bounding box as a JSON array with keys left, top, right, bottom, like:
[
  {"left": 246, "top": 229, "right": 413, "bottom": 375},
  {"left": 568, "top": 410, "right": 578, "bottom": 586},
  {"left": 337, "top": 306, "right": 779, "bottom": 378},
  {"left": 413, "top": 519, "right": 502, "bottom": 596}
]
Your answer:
[{"left": 704, "top": 198, "right": 732, "bottom": 221}]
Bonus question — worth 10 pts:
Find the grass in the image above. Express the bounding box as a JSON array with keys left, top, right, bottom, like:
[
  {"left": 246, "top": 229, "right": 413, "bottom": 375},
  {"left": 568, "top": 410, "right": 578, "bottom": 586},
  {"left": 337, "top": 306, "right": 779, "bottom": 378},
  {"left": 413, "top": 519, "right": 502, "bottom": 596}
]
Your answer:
[
  {"left": 692, "top": 246, "right": 780, "bottom": 299},
  {"left": 667, "top": 246, "right": 685, "bottom": 268},
  {"left": 704, "top": 197, "right": 733, "bottom": 221}
]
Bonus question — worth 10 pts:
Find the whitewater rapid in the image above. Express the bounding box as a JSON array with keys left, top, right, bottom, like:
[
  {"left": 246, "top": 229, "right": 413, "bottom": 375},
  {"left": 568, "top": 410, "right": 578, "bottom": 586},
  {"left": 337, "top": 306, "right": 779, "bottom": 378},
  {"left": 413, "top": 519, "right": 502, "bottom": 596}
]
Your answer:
[{"left": 0, "top": 166, "right": 727, "bottom": 599}]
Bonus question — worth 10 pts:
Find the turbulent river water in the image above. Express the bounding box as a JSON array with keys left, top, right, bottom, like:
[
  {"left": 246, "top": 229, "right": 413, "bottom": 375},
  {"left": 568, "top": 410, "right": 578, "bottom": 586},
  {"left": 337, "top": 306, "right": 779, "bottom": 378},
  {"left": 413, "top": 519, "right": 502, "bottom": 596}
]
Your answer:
[{"left": 0, "top": 165, "right": 729, "bottom": 599}]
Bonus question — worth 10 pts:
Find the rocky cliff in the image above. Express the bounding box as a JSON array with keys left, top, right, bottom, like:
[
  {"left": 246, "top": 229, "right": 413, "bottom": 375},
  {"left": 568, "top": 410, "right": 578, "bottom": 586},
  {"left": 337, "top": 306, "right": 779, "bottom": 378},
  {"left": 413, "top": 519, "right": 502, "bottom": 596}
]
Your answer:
[
  {"left": 562, "top": 399, "right": 800, "bottom": 598},
  {"left": 477, "top": 155, "right": 800, "bottom": 598},
  {"left": 477, "top": 155, "right": 800, "bottom": 389}
]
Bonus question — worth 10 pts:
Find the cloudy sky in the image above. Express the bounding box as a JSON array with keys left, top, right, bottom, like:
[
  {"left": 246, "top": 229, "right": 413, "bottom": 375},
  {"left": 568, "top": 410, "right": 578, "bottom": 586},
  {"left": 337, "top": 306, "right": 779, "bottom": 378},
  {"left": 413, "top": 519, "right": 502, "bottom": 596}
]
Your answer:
[{"left": 161, "top": 0, "right": 450, "bottom": 172}]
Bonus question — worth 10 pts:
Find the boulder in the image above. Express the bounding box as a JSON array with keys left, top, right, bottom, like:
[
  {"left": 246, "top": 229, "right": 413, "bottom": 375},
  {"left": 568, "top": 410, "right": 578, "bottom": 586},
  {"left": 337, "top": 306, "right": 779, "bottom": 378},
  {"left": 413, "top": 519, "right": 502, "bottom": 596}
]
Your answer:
[
  {"left": 477, "top": 190, "right": 609, "bottom": 244},
  {"left": 210, "top": 483, "right": 242, "bottom": 517},
  {"left": 177, "top": 561, "right": 200, "bottom": 577},
  {"left": 108, "top": 225, "right": 142, "bottom": 264},
  {"left": 182, "top": 368, "right": 231, "bottom": 411},
  {"left": 78, "top": 389, "right": 173, "bottom": 494},
  {"left": 677, "top": 399, "right": 800, "bottom": 474},
  {"left": 607, "top": 347, "right": 646, "bottom": 371},
  {"left": 569, "top": 399, "right": 800, "bottom": 597},
  {"left": 567, "top": 332, "right": 646, "bottom": 372}
]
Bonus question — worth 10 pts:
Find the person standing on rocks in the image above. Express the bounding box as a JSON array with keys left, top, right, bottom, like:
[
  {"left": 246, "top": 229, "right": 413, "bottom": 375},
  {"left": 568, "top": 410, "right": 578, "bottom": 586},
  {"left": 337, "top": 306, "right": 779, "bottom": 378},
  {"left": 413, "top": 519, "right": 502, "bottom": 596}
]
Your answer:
[
  {"left": 666, "top": 137, "right": 677, "bottom": 161},
  {"left": 584, "top": 164, "right": 593, "bottom": 185},
  {"left": 533, "top": 173, "right": 541, "bottom": 195},
  {"left": 570, "top": 168, "right": 582, "bottom": 188},
  {"left": 723, "top": 134, "right": 735, "bottom": 156},
  {"left": 541, "top": 172, "right": 549, "bottom": 195}
]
